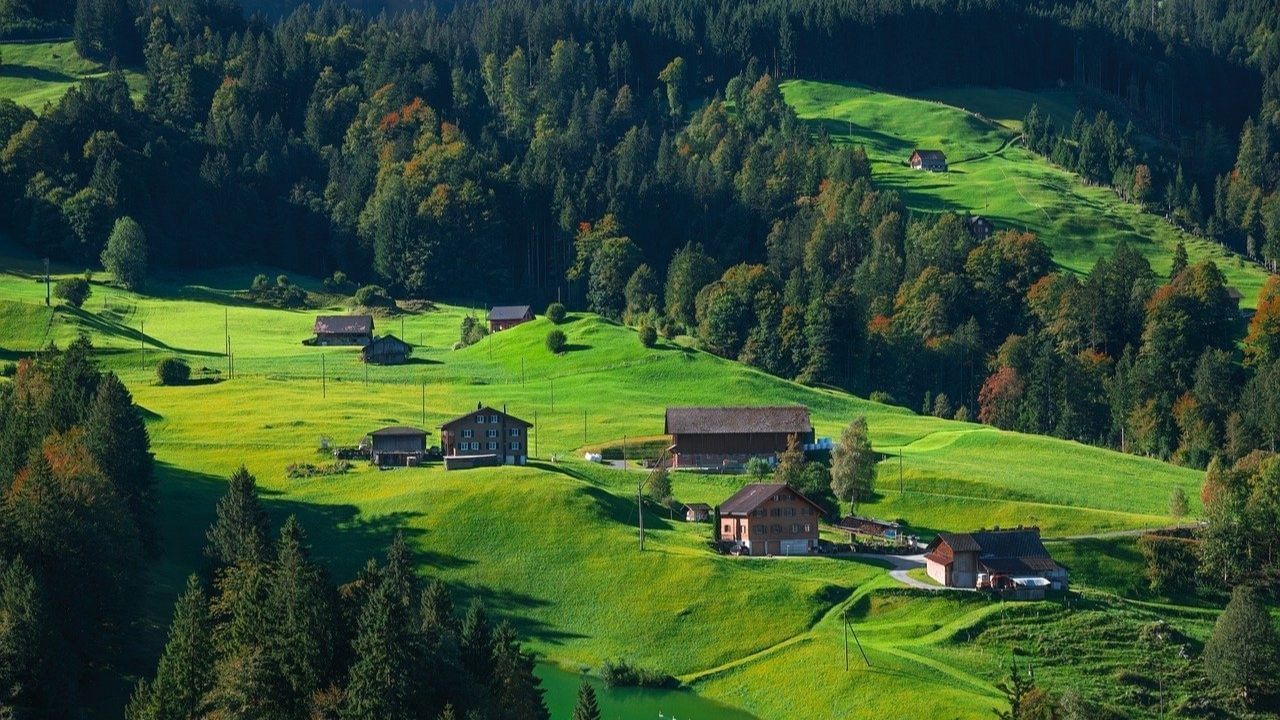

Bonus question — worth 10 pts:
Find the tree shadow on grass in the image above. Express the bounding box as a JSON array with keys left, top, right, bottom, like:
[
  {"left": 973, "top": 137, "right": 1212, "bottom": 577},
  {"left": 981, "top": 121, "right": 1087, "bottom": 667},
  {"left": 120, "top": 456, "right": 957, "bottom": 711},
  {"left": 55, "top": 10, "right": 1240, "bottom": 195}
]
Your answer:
[
  {"left": 0, "top": 65, "right": 76, "bottom": 83},
  {"left": 526, "top": 461, "right": 674, "bottom": 532},
  {"left": 60, "top": 306, "right": 223, "bottom": 358},
  {"left": 561, "top": 343, "right": 592, "bottom": 353}
]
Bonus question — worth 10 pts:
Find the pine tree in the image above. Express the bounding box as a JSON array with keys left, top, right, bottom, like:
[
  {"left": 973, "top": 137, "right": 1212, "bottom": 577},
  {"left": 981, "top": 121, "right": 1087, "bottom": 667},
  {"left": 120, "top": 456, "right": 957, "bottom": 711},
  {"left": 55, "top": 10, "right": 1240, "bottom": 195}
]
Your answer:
[
  {"left": 340, "top": 572, "right": 418, "bottom": 720},
  {"left": 1170, "top": 242, "right": 1188, "bottom": 279},
  {"left": 85, "top": 372, "right": 154, "bottom": 547},
  {"left": 266, "top": 516, "right": 332, "bottom": 719},
  {"left": 420, "top": 578, "right": 455, "bottom": 634},
  {"left": 132, "top": 575, "right": 214, "bottom": 720},
  {"left": 0, "top": 555, "right": 59, "bottom": 715},
  {"left": 488, "top": 621, "right": 548, "bottom": 720},
  {"left": 205, "top": 466, "right": 269, "bottom": 567},
  {"left": 382, "top": 532, "right": 416, "bottom": 611},
  {"left": 47, "top": 335, "right": 101, "bottom": 432},
  {"left": 1203, "top": 584, "right": 1280, "bottom": 705},
  {"left": 570, "top": 681, "right": 601, "bottom": 720},
  {"left": 459, "top": 598, "right": 493, "bottom": 685}
]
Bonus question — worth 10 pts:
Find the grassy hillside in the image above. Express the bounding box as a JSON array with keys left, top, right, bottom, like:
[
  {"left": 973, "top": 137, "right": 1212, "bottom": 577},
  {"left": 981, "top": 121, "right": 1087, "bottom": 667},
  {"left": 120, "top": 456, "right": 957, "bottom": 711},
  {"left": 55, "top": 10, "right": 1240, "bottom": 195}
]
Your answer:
[
  {"left": 0, "top": 252, "right": 1212, "bottom": 718},
  {"left": 781, "top": 80, "right": 1269, "bottom": 309},
  {"left": 0, "top": 40, "right": 145, "bottom": 109}
]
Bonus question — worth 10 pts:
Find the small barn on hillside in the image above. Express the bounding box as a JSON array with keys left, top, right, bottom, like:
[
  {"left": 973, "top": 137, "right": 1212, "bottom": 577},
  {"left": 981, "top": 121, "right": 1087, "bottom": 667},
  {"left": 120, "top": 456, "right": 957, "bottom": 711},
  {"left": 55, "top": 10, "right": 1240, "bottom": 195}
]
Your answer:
[
  {"left": 439, "top": 402, "right": 533, "bottom": 468},
  {"left": 367, "top": 426, "right": 429, "bottom": 466},
  {"left": 362, "top": 335, "right": 412, "bottom": 365},
  {"left": 910, "top": 149, "right": 948, "bottom": 172},
  {"left": 314, "top": 315, "right": 374, "bottom": 346},
  {"left": 665, "top": 406, "right": 813, "bottom": 469},
  {"left": 924, "top": 527, "right": 1066, "bottom": 597},
  {"left": 1226, "top": 286, "right": 1245, "bottom": 318},
  {"left": 966, "top": 215, "right": 995, "bottom": 240},
  {"left": 684, "top": 503, "right": 711, "bottom": 522},
  {"left": 488, "top": 305, "right": 534, "bottom": 332}
]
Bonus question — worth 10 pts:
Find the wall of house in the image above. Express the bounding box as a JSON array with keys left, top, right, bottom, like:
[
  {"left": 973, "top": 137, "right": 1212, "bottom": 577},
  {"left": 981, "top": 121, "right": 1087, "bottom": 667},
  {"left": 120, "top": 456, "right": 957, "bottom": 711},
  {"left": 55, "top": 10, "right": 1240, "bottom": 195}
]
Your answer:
[
  {"left": 722, "top": 491, "right": 820, "bottom": 555},
  {"left": 372, "top": 435, "right": 426, "bottom": 453},
  {"left": 316, "top": 332, "right": 372, "bottom": 346},
  {"left": 950, "top": 551, "right": 977, "bottom": 588},
  {"left": 926, "top": 558, "right": 949, "bottom": 586},
  {"left": 672, "top": 431, "right": 814, "bottom": 468}
]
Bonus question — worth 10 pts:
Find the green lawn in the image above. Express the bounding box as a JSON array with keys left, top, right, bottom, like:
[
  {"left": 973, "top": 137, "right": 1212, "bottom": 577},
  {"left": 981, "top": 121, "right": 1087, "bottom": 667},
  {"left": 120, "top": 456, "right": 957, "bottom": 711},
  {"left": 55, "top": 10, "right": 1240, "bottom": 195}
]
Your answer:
[
  {"left": 781, "top": 80, "right": 1270, "bottom": 309},
  {"left": 0, "top": 245, "right": 1215, "bottom": 718},
  {"left": 0, "top": 40, "right": 145, "bottom": 109}
]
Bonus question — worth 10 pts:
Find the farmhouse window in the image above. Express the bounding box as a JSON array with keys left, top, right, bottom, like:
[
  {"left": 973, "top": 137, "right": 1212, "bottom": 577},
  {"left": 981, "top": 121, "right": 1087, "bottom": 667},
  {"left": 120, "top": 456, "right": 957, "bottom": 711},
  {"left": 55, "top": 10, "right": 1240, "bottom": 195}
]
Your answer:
[
  {"left": 723, "top": 524, "right": 731, "bottom": 533},
  {"left": 470, "top": 442, "right": 480, "bottom": 450},
  {"left": 487, "top": 442, "right": 497, "bottom": 450},
  {"left": 759, "top": 526, "right": 768, "bottom": 534},
  {"left": 462, "top": 429, "right": 473, "bottom": 439},
  {"left": 508, "top": 441, "right": 520, "bottom": 450},
  {"left": 476, "top": 415, "right": 486, "bottom": 423},
  {"left": 490, "top": 415, "right": 500, "bottom": 423},
  {"left": 772, "top": 524, "right": 781, "bottom": 533},
  {"left": 487, "top": 429, "right": 498, "bottom": 438},
  {"left": 804, "top": 524, "right": 811, "bottom": 532},
  {"left": 509, "top": 428, "right": 520, "bottom": 437},
  {"left": 771, "top": 508, "right": 781, "bottom": 517},
  {"left": 791, "top": 524, "right": 799, "bottom": 533}
]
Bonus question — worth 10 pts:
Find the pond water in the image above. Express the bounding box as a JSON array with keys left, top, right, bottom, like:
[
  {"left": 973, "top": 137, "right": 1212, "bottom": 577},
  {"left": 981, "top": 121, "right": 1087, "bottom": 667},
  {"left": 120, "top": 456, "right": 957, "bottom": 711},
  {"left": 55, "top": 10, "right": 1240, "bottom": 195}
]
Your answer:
[{"left": 536, "top": 663, "right": 758, "bottom": 720}]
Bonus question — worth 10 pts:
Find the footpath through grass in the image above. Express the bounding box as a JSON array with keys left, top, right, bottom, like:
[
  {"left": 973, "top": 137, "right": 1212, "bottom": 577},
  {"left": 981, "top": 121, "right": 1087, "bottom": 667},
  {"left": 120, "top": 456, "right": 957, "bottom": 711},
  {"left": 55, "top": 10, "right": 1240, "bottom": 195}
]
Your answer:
[
  {"left": 781, "top": 80, "right": 1270, "bottom": 308},
  {"left": 0, "top": 253, "right": 1211, "bottom": 718}
]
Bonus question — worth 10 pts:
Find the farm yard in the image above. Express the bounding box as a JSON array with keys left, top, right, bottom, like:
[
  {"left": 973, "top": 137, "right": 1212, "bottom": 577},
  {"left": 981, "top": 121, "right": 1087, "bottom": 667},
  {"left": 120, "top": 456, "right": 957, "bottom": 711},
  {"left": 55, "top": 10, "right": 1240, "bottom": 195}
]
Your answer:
[
  {"left": 0, "top": 243, "right": 1215, "bottom": 719},
  {"left": 0, "top": 40, "right": 144, "bottom": 109}
]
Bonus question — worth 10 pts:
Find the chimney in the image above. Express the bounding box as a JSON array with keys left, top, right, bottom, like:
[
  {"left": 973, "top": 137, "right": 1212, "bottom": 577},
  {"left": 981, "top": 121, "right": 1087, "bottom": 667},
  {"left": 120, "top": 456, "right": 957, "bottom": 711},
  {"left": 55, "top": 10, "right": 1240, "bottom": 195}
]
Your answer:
[{"left": 476, "top": 401, "right": 482, "bottom": 410}]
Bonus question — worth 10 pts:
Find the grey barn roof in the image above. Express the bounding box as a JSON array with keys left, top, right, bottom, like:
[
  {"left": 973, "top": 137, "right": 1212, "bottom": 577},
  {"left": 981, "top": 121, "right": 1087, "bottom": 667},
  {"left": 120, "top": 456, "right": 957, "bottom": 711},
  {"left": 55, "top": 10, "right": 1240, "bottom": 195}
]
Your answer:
[
  {"left": 913, "top": 149, "right": 946, "bottom": 161},
  {"left": 315, "top": 315, "right": 373, "bottom": 334},
  {"left": 439, "top": 404, "right": 533, "bottom": 429},
  {"left": 719, "top": 483, "right": 825, "bottom": 516},
  {"left": 934, "top": 528, "right": 1061, "bottom": 573},
  {"left": 489, "top": 305, "right": 533, "bottom": 321},
  {"left": 367, "top": 334, "right": 411, "bottom": 348},
  {"left": 665, "top": 406, "right": 812, "bottom": 435},
  {"left": 369, "top": 426, "right": 429, "bottom": 437}
]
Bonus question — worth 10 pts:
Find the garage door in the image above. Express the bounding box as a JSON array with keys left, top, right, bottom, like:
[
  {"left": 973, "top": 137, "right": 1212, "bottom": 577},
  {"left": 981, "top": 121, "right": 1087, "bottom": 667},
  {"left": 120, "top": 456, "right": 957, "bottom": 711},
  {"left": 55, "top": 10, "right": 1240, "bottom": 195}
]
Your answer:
[{"left": 779, "top": 539, "right": 809, "bottom": 556}]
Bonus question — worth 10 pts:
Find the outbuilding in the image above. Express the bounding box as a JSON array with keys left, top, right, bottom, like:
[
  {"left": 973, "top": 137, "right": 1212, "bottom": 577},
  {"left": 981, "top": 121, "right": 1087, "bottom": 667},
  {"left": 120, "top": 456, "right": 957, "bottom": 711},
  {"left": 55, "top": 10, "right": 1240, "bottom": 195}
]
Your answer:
[
  {"left": 488, "top": 305, "right": 534, "bottom": 332},
  {"left": 924, "top": 527, "right": 1066, "bottom": 596},
  {"left": 910, "top": 149, "right": 948, "bottom": 172},
  {"left": 665, "top": 406, "right": 813, "bottom": 469},
  {"left": 313, "top": 315, "right": 374, "bottom": 346},
  {"left": 683, "top": 503, "right": 711, "bottom": 522},
  {"left": 367, "top": 426, "right": 429, "bottom": 466},
  {"left": 362, "top": 334, "right": 412, "bottom": 365}
]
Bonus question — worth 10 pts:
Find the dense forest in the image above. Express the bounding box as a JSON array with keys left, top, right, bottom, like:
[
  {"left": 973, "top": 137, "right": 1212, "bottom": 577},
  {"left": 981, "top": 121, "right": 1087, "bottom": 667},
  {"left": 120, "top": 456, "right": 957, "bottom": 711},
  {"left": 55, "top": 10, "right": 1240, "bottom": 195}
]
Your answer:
[{"left": 1, "top": 0, "right": 1279, "bottom": 468}]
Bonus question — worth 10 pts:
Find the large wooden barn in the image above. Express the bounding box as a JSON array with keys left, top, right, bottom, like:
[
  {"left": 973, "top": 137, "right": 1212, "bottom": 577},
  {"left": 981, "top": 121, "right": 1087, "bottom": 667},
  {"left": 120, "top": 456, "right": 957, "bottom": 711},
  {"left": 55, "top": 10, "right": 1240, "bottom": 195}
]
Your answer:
[
  {"left": 367, "top": 426, "right": 429, "bottom": 466},
  {"left": 313, "top": 315, "right": 374, "bottom": 346},
  {"left": 664, "top": 406, "right": 813, "bottom": 469}
]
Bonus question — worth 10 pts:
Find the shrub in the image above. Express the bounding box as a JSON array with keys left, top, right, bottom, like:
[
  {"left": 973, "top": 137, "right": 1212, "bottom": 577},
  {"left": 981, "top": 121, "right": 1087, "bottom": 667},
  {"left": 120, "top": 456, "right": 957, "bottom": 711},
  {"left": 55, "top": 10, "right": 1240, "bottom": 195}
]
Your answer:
[
  {"left": 546, "top": 302, "right": 566, "bottom": 323},
  {"left": 639, "top": 325, "right": 657, "bottom": 347},
  {"left": 322, "top": 270, "right": 348, "bottom": 292},
  {"left": 155, "top": 357, "right": 190, "bottom": 386},
  {"left": 354, "top": 284, "right": 394, "bottom": 308},
  {"left": 459, "top": 316, "right": 488, "bottom": 347},
  {"left": 54, "top": 277, "right": 91, "bottom": 308},
  {"left": 545, "top": 329, "right": 567, "bottom": 353},
  {"left": 1, "top": 362, "right": 16, "bottom": 378},
  {"left": 599, "top": 659, "right": 675, "bottom": 689},
  {"left": 101, "top": 216, "right": 147, "bottom": 290},
  {"left": 869, "top": 390, "right": 895, "bottom": 405}
]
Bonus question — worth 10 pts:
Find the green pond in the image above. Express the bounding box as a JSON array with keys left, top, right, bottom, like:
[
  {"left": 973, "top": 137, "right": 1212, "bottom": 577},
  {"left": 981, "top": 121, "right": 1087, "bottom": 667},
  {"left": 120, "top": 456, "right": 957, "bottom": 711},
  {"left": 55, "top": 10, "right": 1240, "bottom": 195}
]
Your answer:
[{"left": 537, "top": 664, "right": 758, "bottom": 720}]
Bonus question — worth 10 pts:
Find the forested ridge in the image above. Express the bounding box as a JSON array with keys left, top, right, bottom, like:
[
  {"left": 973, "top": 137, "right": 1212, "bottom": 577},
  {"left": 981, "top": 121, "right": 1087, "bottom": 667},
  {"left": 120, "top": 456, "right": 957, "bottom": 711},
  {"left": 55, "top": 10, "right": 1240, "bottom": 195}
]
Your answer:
[{"left": 2, "top": 0, "right": 1280, "bottom": 460}]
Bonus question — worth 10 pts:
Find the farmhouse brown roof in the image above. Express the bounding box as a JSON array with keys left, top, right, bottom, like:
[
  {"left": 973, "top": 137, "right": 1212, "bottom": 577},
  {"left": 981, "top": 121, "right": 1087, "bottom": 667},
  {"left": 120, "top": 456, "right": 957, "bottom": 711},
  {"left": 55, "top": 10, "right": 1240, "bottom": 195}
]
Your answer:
[
  {"left": 314, "top": 315, "right": 373, "bottom": 334},
  {"left": 439, "top": 404, "right": 533, "bottom": 429},
  {"left": 369, "top": 426, "right": 429, "bottom": 437},
  {"left": 912, "top": 149, "right": 946, "bottom": 162},
  {"left": 489, "top": 305, "right": 533, "bottom": 321},
  {"left": 719, "top": 483, "right": 825, "bottom": 516},
  {"left": 928, "top": 528, "right": 1061, "bottom": 573},
  {"left": 664, "top": 406, "right": 812, "bottom": 435}
]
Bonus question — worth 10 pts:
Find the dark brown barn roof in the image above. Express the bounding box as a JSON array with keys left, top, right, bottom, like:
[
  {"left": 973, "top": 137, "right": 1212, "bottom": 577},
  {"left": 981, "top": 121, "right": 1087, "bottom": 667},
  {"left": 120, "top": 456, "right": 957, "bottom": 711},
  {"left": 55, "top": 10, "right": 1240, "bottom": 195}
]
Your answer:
[
  {"left": 912, "top": 149, "right": 946, "bottom": 162},
  {"left": 665, "top": 406, "right": 812, "bottom": 435},
  {"left": 928, "top": 528, "right": 1060, "bottom": 574},
  {"left": 835, "top": 515, "right": 901, "bottom": 536},
  {"left": 366, "top": 334, "right": 411, "bottom": 349},
  {"left": 315, "top": 315, "right": 373, "bottom": 334},
  {"left": 489, "top": 305, "right": 533, "bottom": 321},
  {"left": 369, "top": 426, "right": 429, "bottom": 437},
  {"left": 719, "top": 483, "right": 825, "bottom": 516},
  {"left": 684, "top": 503, "right": 711, "bottom": 511},
  {"left": 439, "top": 404, "right": 533, "bottom": 429}
]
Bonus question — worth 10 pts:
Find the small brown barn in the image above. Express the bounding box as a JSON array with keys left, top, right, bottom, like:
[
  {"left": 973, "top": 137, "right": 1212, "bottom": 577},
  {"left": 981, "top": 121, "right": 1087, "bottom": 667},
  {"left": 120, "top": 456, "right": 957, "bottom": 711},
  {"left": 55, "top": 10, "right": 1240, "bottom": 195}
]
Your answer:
[
  {"left": 910, "top": 149, "right": 948, "bottom": 172},
  {"left": 314, "top": 315, "right": 374, "bottom": 346},
  {"left": 367, "top": 426, "right": 428, "bottom": 466},
  {"left": 1226, "top": 286, "right": 1244, "bottom": 318},
  {"left": 684, "top": 503, "right": 711, "bottom": 522},
  {"left": 439, "top": 402, "right": 533, "bottom": 468},
  {"left": 924, "top": 527, "right": 1066, "bottom": 596},
  {"left": 488, "top": 305, "right": 534, "bottom": 332},
  {"left": 362, "top": 335, "right": 412, "bottom": 365},
  {"left": 966, "top": 215, "right": 995, "bottom": 240},
  {"left": 665, "top": 406, "right": 813, "bottom": 469},
  {"left": 717, "top": 483, "right": 824, "bottom": 556}
]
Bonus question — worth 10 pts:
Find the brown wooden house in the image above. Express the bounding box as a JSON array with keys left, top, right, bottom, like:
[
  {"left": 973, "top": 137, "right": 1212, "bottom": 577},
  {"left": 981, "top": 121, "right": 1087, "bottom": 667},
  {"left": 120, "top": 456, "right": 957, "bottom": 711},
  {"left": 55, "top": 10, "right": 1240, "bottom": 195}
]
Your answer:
[
  {"left": 665, "top": 406, "right": 813, "bottom": 469},
  {"left": 367, "top": 426, "right": 429, "bottom": 466},
  {"left": 717, "top": 483, "right": 824, "bottom": 556},
  {"left": 924, "top": 527, "right": 1066, "bottom": 595},
  {"left": 362, "top": 334, "right": 412, "bottom": 365},
  {"left": 488, "top": 305, "right": 534, "bottom": 332},
  {"left": 966, "top": 215, "right": 995, "bottom": 240},
  {"left": 313, "top": 315, "right": 374, "bottom": 346},
  {"left": 439, "top": 402, "right": 532, "bottom": 468},
  {"left": 910, "top": 149, "right": 948, "bottom": 172}
]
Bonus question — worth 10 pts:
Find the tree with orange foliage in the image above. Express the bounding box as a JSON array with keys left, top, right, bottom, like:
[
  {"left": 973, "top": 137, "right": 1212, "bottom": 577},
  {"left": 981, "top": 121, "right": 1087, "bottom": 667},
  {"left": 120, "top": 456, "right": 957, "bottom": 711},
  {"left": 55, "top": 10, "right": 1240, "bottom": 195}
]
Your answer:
[{"left": 1244, "top": 275, "right": 1280, "bottom": 367}]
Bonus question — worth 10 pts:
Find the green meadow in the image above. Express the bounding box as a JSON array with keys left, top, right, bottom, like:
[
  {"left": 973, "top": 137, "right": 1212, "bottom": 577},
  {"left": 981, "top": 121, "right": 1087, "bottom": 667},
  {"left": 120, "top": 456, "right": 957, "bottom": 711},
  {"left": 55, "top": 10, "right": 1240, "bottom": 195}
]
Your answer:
[
  {"left": 0, "top": 39, "right": 145, "bottom": 110},
  {"left": 0, "top": 244, "right": 1212, "bottom": 717},
  {"left": 781, "top": 80, "right": 1270, "bottom": 308}
]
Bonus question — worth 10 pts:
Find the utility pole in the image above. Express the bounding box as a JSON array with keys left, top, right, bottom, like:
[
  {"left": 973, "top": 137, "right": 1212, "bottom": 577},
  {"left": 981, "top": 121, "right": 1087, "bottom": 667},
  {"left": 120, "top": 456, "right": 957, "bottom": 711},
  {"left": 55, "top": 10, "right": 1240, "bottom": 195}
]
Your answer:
[
  {"left": 637, "top": 475, "right": 645, "bottom": 552},
  {"left": 43, "top": 258, "right": 50, "bottom": 306},
  {"left": 583, "top": 410, "right": 587, "bottom": 444},
  {"left": 534, "top": 411, "right": 539, "bottom": 458},
  {"left": 140, "top": 321, "right": 145, "bottom": 369},
  {"left": 225, "top": 308, "right": 230, "bottom": 377},
  {"left": 550, "top": 377, "right": 555, "bottom": 411},
  {"left": 321, "top": 355, "right": 326, "bottom": 398},
  {"left": 623, "top": 434, "right": 627, "bottom": 470},
  {"left": 421, "top": 380, "right": 426, "bottom": 426},
  {"left": 521, "top": 357, "right": 525, "bottom": 385},
  {"left": 898, "top": 451, "right": 903, "bottom": 495}
]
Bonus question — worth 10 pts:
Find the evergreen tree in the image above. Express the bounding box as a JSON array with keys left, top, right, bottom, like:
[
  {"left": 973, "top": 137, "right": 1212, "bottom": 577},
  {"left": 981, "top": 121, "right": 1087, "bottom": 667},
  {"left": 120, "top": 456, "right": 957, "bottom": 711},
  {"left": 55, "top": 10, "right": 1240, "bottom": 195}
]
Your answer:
[
  {"left": 488, "top": 621, "right": 549, "bottom": 720},
  {"left": 1203, "top": 584, "right": 1280, "bottom": 706},
  {"left": 1171, "top": 242, "right": 1188, "bottom": 278},
  {"left": 571, "top": 681, "right": 601, "bottom": 720},
  {"left": 205, "top": 466, "right": 269, "bottom": 567},
  {"left": 47, "top": 334, "right": 101, "bottom": 433},
  {"left": 86, "top": 371, "right": 154, "bottom": 547},
  {"left": 129, "top": 575, "right": 214, "bottom": 720},
  {"left": 0, "top": 555, "right": 59, "bottom": 716},
  {"left": 266, "top": 516, "right": 332, "bottom": 719},
  {"left": 458, "top": 598, "right": 493, "bottom": 686},
  {"left": 340, "top": 572, "right": 418, "bottom": 720}
]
